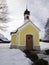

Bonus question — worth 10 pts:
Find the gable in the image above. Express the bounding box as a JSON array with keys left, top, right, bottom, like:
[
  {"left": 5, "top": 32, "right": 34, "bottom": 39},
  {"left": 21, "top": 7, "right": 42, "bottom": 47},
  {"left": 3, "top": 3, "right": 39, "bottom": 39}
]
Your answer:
[
  {"left": 18, "top": 22, "right": 39, "bottom": 33},
  {"left": 19, "top": 22, "right": 39, "bottom": 46},
  {"left": 11, "top": 20, "right": 40, "bottom": 34}
]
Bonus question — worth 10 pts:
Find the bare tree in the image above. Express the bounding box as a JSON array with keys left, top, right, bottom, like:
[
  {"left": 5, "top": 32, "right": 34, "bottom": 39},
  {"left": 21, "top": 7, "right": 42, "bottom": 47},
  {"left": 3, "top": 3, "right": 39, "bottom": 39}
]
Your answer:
[
  {"left": 44, "top": 18, "right": 49, "bottom": 40},
  {"left": 0, "top": 0, "right": 8, "bottom": 31}
]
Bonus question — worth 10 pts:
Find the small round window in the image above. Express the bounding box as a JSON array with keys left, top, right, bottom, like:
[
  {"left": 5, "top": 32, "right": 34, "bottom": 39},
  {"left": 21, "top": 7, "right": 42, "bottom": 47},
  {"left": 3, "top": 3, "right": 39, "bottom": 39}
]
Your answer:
[{"left": 28, "top": 37, "right": 30, "bottom": 39}]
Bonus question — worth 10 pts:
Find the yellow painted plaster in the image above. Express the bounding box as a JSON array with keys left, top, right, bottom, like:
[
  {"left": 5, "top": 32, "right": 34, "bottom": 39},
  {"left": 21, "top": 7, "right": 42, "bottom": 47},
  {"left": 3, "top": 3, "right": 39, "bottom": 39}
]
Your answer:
[
  {"left": 11, "top": 33, "right": 16, "bottom": 45},
  {"left": 19, "top": 23, "right": 39, "bottom": 46}
]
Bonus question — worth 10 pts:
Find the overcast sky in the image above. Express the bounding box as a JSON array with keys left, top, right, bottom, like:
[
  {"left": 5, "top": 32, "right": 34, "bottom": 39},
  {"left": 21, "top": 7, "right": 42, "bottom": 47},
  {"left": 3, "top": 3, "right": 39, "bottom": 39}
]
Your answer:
[{"left": 0, "top": 0, "right": 49, "bottom": 40}]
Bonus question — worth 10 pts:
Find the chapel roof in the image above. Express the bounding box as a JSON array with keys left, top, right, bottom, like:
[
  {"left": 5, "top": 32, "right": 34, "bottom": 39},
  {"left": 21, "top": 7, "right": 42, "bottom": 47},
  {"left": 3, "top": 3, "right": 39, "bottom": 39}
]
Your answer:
[{"left": 11, "top": 20, "right": 40, "bottom": 34}]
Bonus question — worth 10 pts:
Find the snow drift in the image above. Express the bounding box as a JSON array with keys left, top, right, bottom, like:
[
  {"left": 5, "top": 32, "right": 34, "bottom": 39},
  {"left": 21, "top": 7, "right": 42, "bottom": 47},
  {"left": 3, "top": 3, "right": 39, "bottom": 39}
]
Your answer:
[{"left": 0, "top": 49, "right": 33, "bottom": 65}]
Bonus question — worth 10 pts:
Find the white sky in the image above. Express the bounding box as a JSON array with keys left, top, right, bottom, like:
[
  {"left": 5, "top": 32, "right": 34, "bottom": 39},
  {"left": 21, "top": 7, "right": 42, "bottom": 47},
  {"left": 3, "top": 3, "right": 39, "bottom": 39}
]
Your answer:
[{"left": 0, "top": 0, "right": 49, "bottom": 40}]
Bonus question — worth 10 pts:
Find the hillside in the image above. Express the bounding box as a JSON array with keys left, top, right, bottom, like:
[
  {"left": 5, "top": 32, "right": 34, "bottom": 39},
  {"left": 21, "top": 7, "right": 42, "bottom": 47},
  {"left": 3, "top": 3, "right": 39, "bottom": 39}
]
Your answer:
[{"left": 0, "top": 33, "right": 10, "bottom": 43}]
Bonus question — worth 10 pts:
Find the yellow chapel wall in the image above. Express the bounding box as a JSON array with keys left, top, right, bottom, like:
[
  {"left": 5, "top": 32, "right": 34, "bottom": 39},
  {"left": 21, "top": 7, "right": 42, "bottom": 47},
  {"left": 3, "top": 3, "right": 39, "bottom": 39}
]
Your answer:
[
  {"left": 11, "top": 33, "right": 17, "bottom": 45},
  {"left": 19, "top": 24, "right": 39, "bottom": 46}
]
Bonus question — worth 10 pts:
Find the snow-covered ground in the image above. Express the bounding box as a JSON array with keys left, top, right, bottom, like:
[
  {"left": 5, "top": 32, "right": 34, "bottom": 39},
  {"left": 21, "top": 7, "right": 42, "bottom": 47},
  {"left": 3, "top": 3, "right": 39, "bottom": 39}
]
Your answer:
[
  {"left": 0, "top": 43, "right": 11, "bottom": 49},
  {"left": 0, "top": 42, "right": 49, "bottom": 50},
  {"left": 0, "top": 49, "right": 33, "bottom": 65},
  {"left": 37, "top": 53, "right": 49, "bottom": 64},
  {"left": 0, "top": 42, "right": 49, "bottom": 65},
  {"left": 40, "top": 42, "right": 49, "bottom": 50}
]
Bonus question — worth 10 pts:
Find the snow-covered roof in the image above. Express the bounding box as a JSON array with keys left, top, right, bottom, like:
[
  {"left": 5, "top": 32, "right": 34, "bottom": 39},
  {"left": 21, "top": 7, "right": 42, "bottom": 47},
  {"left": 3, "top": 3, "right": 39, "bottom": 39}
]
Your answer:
[{"left": 11, "top": 20, "right": 40, "bottom": 34}]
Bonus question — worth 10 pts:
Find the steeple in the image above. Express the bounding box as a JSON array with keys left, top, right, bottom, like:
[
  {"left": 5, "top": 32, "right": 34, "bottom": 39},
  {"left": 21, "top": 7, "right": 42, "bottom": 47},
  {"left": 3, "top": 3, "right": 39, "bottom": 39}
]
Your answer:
[
  {"left": 24, "top": 0, "right": 30, "bottom": 21},
  {"left": 24, "top": 8, "right": 30, "bottom": 20},
  {"left": 24, "top": 8, "right": 30, "bottom": 16}
]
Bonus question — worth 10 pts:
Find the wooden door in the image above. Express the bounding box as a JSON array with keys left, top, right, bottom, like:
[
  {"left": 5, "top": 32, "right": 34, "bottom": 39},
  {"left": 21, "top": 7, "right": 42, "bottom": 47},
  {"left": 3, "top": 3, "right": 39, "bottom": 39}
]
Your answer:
[{"left": 26, "top": 35, "right": 33, "bottom": 50}]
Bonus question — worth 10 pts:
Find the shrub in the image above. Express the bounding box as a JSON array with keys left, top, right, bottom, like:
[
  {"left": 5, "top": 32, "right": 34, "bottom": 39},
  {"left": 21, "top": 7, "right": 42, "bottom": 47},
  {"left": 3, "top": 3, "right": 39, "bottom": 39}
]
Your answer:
[
  {"left": 34, "top": 59, "right": 48, "bottom": 65},
  {"left": 23, "top": 50, "right": 31, "bottom": 54},
  {"left": 27, "top": 53, "right": 38, "bottom": 62},
  {"left": 45, "top": 49, "right": 49, "bottom": 55},
  {"left": 23, "top": 50, "right": 39, "bottom": 62}
]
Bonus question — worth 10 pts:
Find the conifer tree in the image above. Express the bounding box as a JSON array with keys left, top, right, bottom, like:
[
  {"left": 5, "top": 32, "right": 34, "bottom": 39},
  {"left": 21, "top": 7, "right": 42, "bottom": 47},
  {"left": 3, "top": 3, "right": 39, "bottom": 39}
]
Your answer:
[{"left": 44, "top": 18, "right": 49, "bottom": 41}]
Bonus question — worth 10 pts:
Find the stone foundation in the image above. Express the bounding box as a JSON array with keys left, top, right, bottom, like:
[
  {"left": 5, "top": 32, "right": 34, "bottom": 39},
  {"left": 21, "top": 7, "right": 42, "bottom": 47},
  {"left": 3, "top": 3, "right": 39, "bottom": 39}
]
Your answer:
[
  {"left": 10, "top": 45, "right": 17, "bottom": 49},
  {"left": 10, "top": 45, "right": 26, "bottom": 50},
  {"left": 10, "top": 45, "right": 40, "bottom": 51}
]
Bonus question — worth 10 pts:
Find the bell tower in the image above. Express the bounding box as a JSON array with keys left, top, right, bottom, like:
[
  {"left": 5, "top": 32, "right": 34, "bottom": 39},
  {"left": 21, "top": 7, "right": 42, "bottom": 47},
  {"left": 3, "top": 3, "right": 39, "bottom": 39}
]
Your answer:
[{"left": 24, "top": 8, "right": 30, "bottom": 21}]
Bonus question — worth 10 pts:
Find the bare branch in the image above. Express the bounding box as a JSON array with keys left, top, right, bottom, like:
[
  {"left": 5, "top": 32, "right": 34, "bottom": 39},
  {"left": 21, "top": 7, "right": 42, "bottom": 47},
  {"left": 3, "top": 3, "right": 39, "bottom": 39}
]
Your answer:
[{"left": 0, "top": 0, "right": 9, "bottom": 31}]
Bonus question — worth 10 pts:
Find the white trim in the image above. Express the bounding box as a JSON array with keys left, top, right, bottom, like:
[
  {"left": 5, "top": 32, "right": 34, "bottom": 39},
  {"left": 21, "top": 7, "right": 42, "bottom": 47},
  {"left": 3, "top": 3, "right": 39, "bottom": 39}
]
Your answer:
[
  {"left": 30, "top": 22, "right": 39, "bottom": 32},
  {"left": 11, "top": 20, "right": 40, "bottom": 34},
  {"left": 18, "top": 21, "right": 39, "bottom": 32}
]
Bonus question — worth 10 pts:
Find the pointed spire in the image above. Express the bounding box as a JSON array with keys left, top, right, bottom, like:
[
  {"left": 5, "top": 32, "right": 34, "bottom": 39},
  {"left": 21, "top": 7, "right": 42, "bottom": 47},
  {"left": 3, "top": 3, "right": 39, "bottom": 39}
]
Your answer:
[
  {"left": 24, "top": 8, "right": 30, "bottom": 15},
  {"left": 24, "top": 0, "right": 30, "bottom": 16},
  {"left": 24, "top": 0, "right": 30, "bottom": 21},
  {"left": 26, "top": 3, "right": 27, "bottom": 9},
  {"left": 26, "top": 0, "right": 29, "bottom": 10}
]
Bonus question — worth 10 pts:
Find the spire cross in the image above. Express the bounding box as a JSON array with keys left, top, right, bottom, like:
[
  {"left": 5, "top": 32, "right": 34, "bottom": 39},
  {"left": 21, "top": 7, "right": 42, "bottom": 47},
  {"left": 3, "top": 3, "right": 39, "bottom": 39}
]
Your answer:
[{"left": 26, "top": 0, "right": 28, "bottom": 9}]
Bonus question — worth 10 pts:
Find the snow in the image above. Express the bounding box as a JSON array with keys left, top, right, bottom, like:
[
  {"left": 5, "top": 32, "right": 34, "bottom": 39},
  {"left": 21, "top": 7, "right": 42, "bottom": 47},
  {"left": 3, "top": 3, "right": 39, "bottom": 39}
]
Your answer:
[
  {"left": 43, "top": 57, "right": 49, "bottom": 63},
  {"left": 2, "top": 38, "right": 8, "bottom": 41},
  {"left": 0, "top": 42, "right": 49, "bottom": 65},
  {"left": 37, "top": 53, "right": 49, "bottom": 64},
  {"left": 0, "top": 49, "right": 33, "bottom": 65},
  {"left": 40, "top": 42, "right": 49, "bottom": 50},
  {"left": 37, "top": 54, "right": 47, "bottom": 59},
  {"left": 0, "top": 33, "right": 5, "bottom": 38},
  {"left": 0, "top": 42, "right": 49, "bottom": 50},
  {"left": 0, "top": 43, "right": 11, "bottom": 49},
  {"left": 0, "top": 33, "right": 8, "bottom": 41}
]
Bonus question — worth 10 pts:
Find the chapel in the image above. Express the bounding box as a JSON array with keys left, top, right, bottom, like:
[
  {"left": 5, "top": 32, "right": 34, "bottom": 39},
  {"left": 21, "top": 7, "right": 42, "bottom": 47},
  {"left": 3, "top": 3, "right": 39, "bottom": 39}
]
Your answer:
[{"left": 10, "top": 8, "right": 40, "bottom": 50}]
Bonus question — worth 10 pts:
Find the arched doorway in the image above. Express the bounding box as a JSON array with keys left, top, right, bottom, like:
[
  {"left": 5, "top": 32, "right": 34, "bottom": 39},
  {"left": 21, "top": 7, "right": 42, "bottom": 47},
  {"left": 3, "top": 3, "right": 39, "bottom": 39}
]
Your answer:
[{"left": 26, "top": 35, "right": 33, "bottom": 50}]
